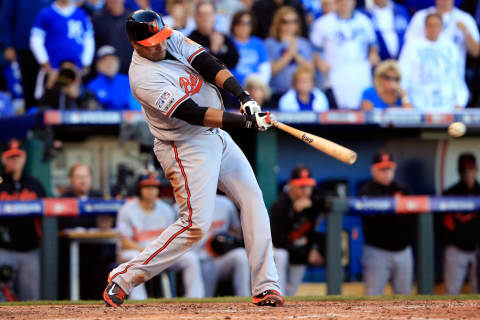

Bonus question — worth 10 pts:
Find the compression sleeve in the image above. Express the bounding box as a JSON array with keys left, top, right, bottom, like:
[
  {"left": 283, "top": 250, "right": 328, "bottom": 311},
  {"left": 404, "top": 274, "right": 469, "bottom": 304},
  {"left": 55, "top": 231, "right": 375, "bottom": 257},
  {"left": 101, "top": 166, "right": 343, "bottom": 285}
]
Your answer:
[
  {"left": 171, "top": 98, "right": 208, "bottom": 126},
  {"left": 190, "top": 51, "right": 226, "bottom": 84}
]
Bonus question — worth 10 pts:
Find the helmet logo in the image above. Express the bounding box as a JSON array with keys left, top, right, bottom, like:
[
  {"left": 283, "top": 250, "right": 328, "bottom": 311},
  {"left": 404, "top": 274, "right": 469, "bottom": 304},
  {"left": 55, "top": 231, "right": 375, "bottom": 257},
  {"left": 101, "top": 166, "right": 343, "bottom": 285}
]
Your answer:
[{"left": 148, "top": 20, "right": 159, "bottom": 33}]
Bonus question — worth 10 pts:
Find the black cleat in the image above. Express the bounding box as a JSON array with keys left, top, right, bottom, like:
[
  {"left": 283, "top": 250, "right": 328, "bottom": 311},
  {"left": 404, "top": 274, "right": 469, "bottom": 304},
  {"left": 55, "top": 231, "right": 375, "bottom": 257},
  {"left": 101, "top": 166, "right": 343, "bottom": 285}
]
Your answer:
[
  {"left": 252, "top": 289, "right": 284, "bottom": 307},
  {"left": 103, "top": 282, "right": 127, "bottom": 307}
]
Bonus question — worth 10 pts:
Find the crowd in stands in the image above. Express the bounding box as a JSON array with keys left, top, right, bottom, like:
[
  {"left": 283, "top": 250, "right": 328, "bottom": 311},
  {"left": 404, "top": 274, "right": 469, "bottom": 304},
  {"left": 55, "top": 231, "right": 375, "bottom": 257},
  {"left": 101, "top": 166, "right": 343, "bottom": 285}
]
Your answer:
[{"left": 0, "top": 0, "right": 480, "bottom": 115}]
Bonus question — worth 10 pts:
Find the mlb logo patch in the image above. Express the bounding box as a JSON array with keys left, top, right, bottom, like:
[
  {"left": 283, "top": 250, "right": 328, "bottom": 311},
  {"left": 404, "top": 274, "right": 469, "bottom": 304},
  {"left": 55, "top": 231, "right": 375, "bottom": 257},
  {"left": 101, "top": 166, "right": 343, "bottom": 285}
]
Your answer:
[{"left": 155, "top": 90, "right": 175, "bottom": 113}]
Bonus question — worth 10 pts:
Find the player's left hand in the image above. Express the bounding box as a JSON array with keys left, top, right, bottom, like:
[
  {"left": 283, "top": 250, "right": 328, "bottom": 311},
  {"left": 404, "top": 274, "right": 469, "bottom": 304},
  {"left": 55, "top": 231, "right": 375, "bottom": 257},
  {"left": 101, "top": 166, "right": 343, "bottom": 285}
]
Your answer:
[
  {"left": 240, "top": 99, "right": 262, "bottom": 115},
  {"left": 253, "top": 111, "right": 274, "bottom": 131}
]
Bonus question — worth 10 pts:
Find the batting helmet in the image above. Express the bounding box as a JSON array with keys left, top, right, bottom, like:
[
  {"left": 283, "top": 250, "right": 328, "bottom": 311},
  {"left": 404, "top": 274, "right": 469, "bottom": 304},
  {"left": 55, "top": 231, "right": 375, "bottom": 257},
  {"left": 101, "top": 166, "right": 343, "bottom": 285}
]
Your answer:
[{"left": 126, "top": 9, "right": 173, "bottom": 47}]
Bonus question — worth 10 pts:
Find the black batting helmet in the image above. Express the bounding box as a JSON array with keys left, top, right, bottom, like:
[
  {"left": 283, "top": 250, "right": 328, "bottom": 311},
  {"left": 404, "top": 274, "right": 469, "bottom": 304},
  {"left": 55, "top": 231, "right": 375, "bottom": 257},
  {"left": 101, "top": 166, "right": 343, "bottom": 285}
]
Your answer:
[{"left": 126, "top": 9, "right": 173, "bottom": 46}]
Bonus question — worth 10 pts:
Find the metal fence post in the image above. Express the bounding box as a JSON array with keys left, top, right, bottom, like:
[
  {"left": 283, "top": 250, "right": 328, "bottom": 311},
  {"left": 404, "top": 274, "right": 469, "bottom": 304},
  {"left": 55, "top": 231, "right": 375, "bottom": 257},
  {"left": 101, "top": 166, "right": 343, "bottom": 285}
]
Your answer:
[
  {"left": 327, "top": 198, "right": 347, "bottom": 295},
  {"left": 42, "top": 216, "right": 58, "bottom": 300},
  {"left": 255, "top": 130, "right": 278, "bottom": 211},
  {"left": 417, "top": 212, "right": 434, "bottom": 294}
]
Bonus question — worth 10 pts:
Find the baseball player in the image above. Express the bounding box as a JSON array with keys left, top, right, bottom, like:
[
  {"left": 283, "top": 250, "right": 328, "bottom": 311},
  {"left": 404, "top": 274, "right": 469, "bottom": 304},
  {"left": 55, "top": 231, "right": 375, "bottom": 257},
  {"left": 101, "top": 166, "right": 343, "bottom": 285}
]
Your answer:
[
  {"left": 194, "top": 194, "right": 250, "bottom": 297},
  {"left": 103, "top": 9, "right": 283, "bottom": 307},
  {"left": 116, "top": 172, "right": 204, "bottom": 299}
]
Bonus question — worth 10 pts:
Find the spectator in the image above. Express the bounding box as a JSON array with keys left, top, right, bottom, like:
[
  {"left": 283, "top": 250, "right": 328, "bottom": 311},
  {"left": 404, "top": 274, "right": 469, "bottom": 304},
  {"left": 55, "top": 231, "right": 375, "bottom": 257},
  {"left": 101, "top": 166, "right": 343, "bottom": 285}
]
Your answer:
[
  {"left": 62, "top": 163, "right": 103, "bottom": 199},
  {"left": 116, "top": 172, "right": 204, "bottom": 299},
  {"left": 405, "top": 0, "right": 480, "bottom": 77},
  {"left": 271, "top": 165, "right": 325, "bottom": 296},
  {"left": 194, "top": 195, "right": 250, "bottom": 297},
  {"left": 59, "top": 162, "right": 110, "bottom": 300},
  {"left": 30, "top": 0, "right": 95, "bottom": 91},
  {"left": 163, "top": 0, "right": 196, "bottom": 36},
  {"left": 358, "top": 151, "right": 415, "bottom": 295},
  {"left": 60, "top": 162, "right": 104, "bottom": 229},
  {"left": 361, "top": 59, "right": 412, "bottom": 110},
  {"left": 230, "top": 10, "right": 271, "bottom": 86},
  {"left": 363, "top": 0, "right": 410, "bottom": 60},
  {"left": 399, "top": 13, "right": 469, "bottom": 112},
  {"left": 302, "top": 0, "right": 336, "bottom": 25},
  {"left": 86, "top": 46, "right": 139, "bottom": 110},
  {"left": 78, "top": 0, "right": 105, "bottom": 16},
  {"left": 0, "top": 140, "right": 46, "bottom": 301},
  {"left": 188, "top": 0, "right": 239, "bottom": 106},
  {"left": 251, "top": 0, "right": 308, "bottom": 39},
  {"left": 38, "top": 60, "right": 101, "bottom": 110},
  {"left": 441, "top": 153, "right": 480, "bottom": 295},
  {"left": 265, "top": 6, "right": 314, "bottom": 103},
  {"left": 310, "top": 0, "right": 379, "bottom": 109},
  {"left": 0, "top": 0, "right": 52, "bottom": 109},
  {"left": 92, "top": 0, "right": 133, "bottom": 75},
  {"left": 244, "top": 75, "right": 273, "bottom": 109},
  {"left": 279, "top": 66, "right": 329, "bottom": 111},
  {"left": 188, "top": 0, "right": 239, "bottom": 70}
]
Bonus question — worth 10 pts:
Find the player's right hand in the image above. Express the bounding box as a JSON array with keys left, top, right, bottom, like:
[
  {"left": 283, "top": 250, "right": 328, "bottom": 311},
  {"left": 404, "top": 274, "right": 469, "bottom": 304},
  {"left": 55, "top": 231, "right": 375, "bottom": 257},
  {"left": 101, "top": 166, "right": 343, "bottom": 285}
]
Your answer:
[
  {"left": 253, "top": 112, "right": 273, "bottom": 131},
  {"left": 240, "top": 99, "right": 262, "bottom": 115}
]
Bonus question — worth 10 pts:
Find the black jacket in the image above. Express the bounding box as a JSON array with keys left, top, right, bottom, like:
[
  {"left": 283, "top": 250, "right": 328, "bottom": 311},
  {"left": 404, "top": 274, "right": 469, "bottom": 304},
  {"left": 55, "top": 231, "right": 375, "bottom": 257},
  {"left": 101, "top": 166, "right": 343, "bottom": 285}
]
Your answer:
[
  {"left": 59, "top": 189, "right": 104, "bottom": 230},
  {"left": 441, "top": 181, "right": 480, "bottom": 251},
  {"left": 252, "top": 0, "right": 308, "bottom": 39},
  {"left": 0, "top": 173, "right": 46, "bottom": 251},
  {"left": 93, "top": 9, "right": 133, "bottom": 74},
  {"left": 187, "top": 30, "right": 239, "bottom": 69},
  {"left": 270, "top": 191, "right": 324, "bottom": 264},
  {"left": 358, "top": 180, "right": 416, "bottom": 251}
]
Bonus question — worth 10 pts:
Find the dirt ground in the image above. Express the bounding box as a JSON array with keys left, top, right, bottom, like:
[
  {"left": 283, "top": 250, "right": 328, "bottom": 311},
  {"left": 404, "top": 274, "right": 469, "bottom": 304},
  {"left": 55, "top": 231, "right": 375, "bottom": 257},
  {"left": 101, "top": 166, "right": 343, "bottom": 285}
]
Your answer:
[{"left": 1, "top": 300, "right": 479, "bottom": 320}]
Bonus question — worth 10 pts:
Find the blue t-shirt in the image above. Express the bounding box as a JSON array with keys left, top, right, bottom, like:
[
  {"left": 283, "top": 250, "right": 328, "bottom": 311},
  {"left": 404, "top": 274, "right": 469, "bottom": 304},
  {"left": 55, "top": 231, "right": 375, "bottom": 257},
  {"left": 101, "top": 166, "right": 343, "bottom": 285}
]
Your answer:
[
  {"left": 231, "top": 36, "right": 269, "bottom": 85},
  {"left": 86, "top": 73, "right": 137, "bottom": 111},
  {"left": 32, "top": 5, "right": 93, "bottom": 69},
  {"left": 265, "top": 37, "right": 314, "bottom": 94},
  {"left": 361, "top": 87, "right": 402, "bottom": 109}
]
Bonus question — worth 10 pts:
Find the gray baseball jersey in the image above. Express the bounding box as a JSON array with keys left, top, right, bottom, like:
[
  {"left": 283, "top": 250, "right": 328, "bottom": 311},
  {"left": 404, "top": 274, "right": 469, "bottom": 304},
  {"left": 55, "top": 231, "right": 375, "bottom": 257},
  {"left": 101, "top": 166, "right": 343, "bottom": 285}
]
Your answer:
[
  {"left": 129, "top": 30, "right": 224, "bottom": 142},
  {"left": 109, "top": 29, "right": 281, "bottom": 298}
]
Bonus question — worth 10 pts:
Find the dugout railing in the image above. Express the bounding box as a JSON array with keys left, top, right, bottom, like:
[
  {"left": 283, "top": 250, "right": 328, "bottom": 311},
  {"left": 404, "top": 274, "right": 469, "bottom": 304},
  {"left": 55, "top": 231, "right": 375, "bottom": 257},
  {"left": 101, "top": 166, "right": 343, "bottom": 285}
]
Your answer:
[
  {"left": 325, "top": 196, "right": 480, "bottom": 295},
  {"left": 1, "top": 196, "right": 479, "bottom": 299}
]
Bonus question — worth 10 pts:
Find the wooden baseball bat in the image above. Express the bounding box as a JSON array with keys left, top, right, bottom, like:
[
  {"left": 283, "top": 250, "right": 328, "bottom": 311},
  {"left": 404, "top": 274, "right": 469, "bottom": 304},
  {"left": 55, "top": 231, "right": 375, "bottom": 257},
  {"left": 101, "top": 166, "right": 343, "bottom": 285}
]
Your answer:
[{"left": 272, "top": 120, "right": 357, "bottom": 165}]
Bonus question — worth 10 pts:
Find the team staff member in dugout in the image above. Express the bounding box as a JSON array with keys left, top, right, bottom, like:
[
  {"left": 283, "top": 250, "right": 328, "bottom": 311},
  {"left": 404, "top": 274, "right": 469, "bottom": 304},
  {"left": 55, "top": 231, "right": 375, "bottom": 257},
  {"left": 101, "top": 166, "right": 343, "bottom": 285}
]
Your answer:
[
  {"left": 103, "top": 9, "right": 283, "bottom": 307},
  {"left": 358, "top": 151, "right": 416, "bottom": 295}
]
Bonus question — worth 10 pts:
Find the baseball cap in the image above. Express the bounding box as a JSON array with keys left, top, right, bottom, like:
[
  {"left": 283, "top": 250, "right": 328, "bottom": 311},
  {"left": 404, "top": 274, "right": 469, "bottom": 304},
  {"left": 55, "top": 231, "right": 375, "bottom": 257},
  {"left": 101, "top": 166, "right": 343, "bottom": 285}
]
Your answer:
[
  {"left": 137, "top": 172, "right": 162, "bottom": 188},
  {"left": 458, "top": 153, "right": 477, "bottom": 172},
  {"left": 2, "top": 140, "right": 26, "bottom": 161},
  {"left": 289, "top": 165, "right": 316, "bottom": 187},
  {"left": 96, "top": 45, "right": 117, "bottom": 59},
  {"left": 372, "top": 151, "right": 396, "bottom": 169}
]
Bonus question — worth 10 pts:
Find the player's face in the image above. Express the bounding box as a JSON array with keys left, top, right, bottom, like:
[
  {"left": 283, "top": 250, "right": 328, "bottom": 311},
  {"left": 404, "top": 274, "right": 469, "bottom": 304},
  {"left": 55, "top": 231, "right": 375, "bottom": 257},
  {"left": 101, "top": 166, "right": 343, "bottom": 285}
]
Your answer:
[
  {"left": 134, "top": 39, "right": 168, "bottom": 62},
  {"left": 290, "top": 184, "right": 313, "bottom": 200},
  {"left": 460, "top": 165, "right": 478, "bottom": 187},
  {"left": 372, "top": 166, "right": 395, "bottom": 186},
  {"left": 2, "top": 155, "right": 26, "bottom": 176},
  {"left": 140, "top": 186, "right": 159, "bottom": 202},
  {"left": 425, "top": 16, "right": 443, "bottom": 41}
]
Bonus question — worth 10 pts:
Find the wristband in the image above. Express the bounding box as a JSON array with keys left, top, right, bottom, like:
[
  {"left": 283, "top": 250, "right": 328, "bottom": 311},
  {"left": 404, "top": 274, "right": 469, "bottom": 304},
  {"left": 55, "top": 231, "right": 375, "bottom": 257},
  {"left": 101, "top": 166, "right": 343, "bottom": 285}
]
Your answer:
[
  {"left": 223, "top": 77, "right": 252, "bottom": 103},
  {"left": 222, "top": 112, "right": 255, "bottom": 130}
]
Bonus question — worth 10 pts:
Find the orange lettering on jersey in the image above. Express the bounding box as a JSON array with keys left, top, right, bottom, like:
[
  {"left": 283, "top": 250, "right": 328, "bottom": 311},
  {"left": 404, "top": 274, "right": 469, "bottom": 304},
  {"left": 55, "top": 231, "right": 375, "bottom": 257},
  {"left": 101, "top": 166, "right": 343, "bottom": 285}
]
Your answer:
[
  {"left": 179, "top": 70, "right": 203, "bottom": 96},
  {"left": 0, "top": 189, "right": 39, "bottom": 201}
]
